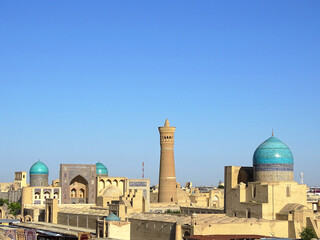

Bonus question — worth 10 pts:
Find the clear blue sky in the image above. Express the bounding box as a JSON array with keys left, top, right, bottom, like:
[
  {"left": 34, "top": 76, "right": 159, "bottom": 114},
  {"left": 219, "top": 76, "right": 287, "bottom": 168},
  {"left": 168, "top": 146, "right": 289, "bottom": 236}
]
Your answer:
[{"left": 1, "top": 1, "right": 319, "bottom": 186}]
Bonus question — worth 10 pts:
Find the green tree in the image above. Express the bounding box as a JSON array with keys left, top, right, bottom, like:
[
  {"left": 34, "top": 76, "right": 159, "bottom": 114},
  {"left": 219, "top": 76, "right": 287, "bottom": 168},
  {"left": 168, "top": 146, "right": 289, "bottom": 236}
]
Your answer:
[
  {"left": 217, "top": 185, "right": 224, "bottom": 189},
  {"left": 0, "top": 198, "right": 9, "bottom": 206},
  {"left": 8, "top": 202, "right": 21, "bottom": 216},
  {"left": 165, "top": 210, "right": 181, "bottom": 214},
  {"left": 300, "top": 227, "right": 317, "bottom": 240}
]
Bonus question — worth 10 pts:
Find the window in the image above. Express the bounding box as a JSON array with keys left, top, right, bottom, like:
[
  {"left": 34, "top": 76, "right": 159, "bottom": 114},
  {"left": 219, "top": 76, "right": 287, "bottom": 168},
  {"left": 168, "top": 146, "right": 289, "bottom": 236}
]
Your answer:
[
  {"left": 44, "top": 191, "right": 50, "bottom": 199},
  {"left": 34, "top": 192, "right": 41, "bottom": 200},
  {"left": 79, "top": 189, "right": 85, "bottom": 198},
  {"left": 286, "top": 186, "right": 291, "bottom": 197},
  {"left": 71, "top": 189, "right": 76, "bottom": 198},
  {"left": 252, "top": 185, "right": 256, "bottom": 198},
  {"left": 54, "top": 192, "right": 59, "bottom": 199},
  {"left": 246, "top": 209, "right": 251, "bottom": 218}
]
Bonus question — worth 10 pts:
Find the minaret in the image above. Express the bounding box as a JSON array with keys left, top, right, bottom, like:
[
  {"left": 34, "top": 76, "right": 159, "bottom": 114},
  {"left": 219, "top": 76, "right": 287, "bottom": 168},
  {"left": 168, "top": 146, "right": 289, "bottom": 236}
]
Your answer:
[{"left": 158, "top": 119, "right": 177, "bottom": 203}]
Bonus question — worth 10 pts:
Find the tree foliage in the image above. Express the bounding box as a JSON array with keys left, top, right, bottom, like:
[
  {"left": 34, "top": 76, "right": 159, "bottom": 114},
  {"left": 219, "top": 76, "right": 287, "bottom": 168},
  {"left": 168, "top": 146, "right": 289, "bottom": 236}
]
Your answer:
[
  {"left": 217, "top": 185, "right": 224, "bottom": 189},
  {"left": 300, "top": 227, "right": 317, "bottom": 240},
  {"left": 8, "top": 202, "right": 21, "bottom": 216},
  {"left": 0, "top": 198, "right": 9, "bottom": 206},
  {"left": 165, "top": 210, "right": 181, "bottom": 214}
]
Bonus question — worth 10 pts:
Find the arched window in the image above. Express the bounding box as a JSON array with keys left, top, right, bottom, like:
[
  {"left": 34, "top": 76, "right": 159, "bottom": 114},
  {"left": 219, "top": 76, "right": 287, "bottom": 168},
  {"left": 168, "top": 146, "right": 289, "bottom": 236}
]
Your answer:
[
  {"left": 71, "top": 188, "right": 76, "bottom": 198},
  {"left": 79, "top": 188, "right": 85, "bottom": 198},
  {"left": 34, "top": 192, "right": 41, "bottom": 200},
  {"left": 54, "top": 192, "right": 59, "bottom": 199},
  {"left": 44, "top": 191, "right": 50, "bottom": 199},
  {"left": 99, "top": 179, "right": 105, "bottom": 190}
]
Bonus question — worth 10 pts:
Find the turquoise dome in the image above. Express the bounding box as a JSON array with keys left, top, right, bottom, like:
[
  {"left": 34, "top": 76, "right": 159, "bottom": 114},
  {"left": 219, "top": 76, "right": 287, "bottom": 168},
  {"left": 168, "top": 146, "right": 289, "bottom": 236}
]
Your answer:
[
  {"left": 104, "top": 213, "right": 120, "bottom": 221},
  {"left": 30, "top": 160, "right": 49, "bottom": 175},
  {"left": 253, "top": 136, "right": 294, "bottom": 165},
  {"left": 96, "top": 162, "right": 108, "bottom": 175}
]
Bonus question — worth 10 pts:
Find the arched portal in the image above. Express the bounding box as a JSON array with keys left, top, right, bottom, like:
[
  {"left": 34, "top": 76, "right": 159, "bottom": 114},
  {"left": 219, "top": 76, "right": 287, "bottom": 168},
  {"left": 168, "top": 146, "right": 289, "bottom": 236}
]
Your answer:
[
  {"left": 184, "top": 231, "right": 190, "bottom": 237},
  {"left": 112, "top": 180, "right": 118, "bottom": 186},
  {"left": 70, "top": 175, "right": 88, "bottom": 204},
  {"left": 99, "top": 179, "right": 105, "bottom": 192},
  {"left": 119, "top": 180, "right": 124, "bottom": 194},
  {"left": 106, "top": 179, "right": 112, "bottom": 187}
]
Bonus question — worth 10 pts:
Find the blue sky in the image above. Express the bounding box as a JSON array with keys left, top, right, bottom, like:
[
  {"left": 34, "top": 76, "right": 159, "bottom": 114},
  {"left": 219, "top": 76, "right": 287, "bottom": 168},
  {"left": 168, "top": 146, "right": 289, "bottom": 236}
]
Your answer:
[{"left": 0, "top": 1, "right": 319, "bottom": 186}]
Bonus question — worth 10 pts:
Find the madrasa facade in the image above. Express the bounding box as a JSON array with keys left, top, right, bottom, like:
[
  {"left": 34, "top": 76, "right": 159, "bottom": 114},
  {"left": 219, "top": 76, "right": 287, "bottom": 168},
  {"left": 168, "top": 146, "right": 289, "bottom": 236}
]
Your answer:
[{"left": 16, "top": 160, "right": 150, "bottom": 223}]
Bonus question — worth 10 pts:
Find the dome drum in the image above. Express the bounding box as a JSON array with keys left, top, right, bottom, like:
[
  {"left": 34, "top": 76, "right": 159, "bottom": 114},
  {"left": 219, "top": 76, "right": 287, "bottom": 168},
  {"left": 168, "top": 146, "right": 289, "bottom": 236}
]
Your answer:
[
  {"left": 254, "top": 163, "right": 293, "bottom": 172},
  {"left": 30, "top": 174, "right": 49, "bottom": 187},
  {"left": 254, "top": 169, "right": 294, "bottom": 182}
]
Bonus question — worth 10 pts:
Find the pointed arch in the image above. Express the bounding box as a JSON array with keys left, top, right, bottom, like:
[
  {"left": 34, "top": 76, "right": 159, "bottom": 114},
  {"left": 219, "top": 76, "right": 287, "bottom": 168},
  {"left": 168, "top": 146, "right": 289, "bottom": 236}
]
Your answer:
[{"left": 70, "top": 175, "right": 88, "bottom": 203}]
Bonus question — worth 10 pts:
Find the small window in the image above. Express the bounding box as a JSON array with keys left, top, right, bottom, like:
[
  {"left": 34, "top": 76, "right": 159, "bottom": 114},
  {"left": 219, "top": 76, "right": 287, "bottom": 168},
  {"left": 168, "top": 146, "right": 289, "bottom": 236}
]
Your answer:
[
  {"left": 252, "top": 185, "right": 256, "bottom": 198},
  {"left": 246, "top": 209, "right": 251, "bottom": 218},
  {"left": 286, "top": 186, "right": 291, "bottom": 197}
]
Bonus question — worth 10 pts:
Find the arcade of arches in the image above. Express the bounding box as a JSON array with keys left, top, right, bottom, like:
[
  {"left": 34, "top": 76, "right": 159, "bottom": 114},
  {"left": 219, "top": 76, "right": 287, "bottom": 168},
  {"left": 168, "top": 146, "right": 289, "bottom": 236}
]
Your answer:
[{"left": 97, "top": 177, "right": 125, "bottom": 196}]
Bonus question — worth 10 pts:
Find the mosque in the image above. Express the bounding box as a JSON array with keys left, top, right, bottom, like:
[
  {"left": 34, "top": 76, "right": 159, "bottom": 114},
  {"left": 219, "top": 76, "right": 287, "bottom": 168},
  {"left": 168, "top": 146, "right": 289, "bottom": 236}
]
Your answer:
[
  {"left": 129, "top": 133, "right": 320, "bottom": 239},
  {"left": 1, "top": 120, "right": 319, "bottom": 240}
]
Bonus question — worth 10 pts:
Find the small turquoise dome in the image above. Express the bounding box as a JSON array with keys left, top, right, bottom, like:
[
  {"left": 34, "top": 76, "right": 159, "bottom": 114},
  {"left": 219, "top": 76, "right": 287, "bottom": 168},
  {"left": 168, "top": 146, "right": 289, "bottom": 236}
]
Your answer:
[
  {"left": 30, "top": 160, "right": 49, "bottom": 175},
  {"left": 96, "top": 162, "right": 108, "bottom": 175},
  {"left": 104, "top": 213, "right": 120, "bottom": 221},
  {"left": 253, "top": 136, "right": 294, "bottom": 165}
]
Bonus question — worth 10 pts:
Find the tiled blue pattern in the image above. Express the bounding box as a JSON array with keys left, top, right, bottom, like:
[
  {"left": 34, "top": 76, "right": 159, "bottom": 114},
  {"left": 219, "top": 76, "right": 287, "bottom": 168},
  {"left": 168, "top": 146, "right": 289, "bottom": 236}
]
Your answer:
[
  {"left": 254, "top": 163, "right": 293, "bottom": 172},
  {"left": 96, "top": 162, "right": 108, "bottom": 175},
  {"left": 253, "top": 136, "right": 294, "bottom": 165},
  {"left": 30, "top": 160, "right": 49, "bottom": 175}
]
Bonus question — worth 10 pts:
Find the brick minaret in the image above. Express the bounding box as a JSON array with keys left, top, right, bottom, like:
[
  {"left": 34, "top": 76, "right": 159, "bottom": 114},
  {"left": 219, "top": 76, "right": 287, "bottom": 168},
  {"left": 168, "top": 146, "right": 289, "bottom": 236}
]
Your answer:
[{"left": 158, "top": 119, "right": 177, "bottom": 203}]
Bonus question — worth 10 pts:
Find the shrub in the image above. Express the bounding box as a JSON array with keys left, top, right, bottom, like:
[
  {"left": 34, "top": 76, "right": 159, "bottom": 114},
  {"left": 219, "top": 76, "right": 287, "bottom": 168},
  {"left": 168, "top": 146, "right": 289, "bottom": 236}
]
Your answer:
[{"left": 300, "top": 227, "right": 317, "bottom": 240}]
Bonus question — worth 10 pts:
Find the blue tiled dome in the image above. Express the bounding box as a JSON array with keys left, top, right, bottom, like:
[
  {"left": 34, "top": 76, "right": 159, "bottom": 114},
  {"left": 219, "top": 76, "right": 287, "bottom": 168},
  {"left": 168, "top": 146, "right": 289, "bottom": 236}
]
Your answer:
[
  {"left": 30, "top": 160, "right": 49, "bottom": 175},
  {"left": 104, "top": 213, "right": 120, "bottom": 221},
  {"left": 96, "top": 162, "right": 108, "bottom": 175},
  {"left": 253, "top": 136, "right": 294, "bottom": 165}
]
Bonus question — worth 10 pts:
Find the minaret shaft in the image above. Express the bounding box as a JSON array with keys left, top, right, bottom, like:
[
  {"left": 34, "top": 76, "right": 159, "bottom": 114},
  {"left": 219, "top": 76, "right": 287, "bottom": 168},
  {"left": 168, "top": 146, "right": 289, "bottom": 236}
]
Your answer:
[{"left": 158, "top": 119, "right": 177, "bottom": 203}]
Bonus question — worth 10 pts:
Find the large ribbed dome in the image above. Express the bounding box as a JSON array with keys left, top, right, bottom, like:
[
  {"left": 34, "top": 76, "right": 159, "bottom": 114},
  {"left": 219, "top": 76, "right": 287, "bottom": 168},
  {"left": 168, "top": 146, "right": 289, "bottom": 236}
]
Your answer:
[
  {"left": 102, "top": 186, "right": 122, "bottom": 198},
  {"left": 30, "top": 160, "right": 49, "bottom": 175},
  {"left": 253, "top": 136, "right": 294, "bottom": 182},
  {"left": 253, "top": 136, "right": 294, "bottom": 165},
  {"left": 96, "top": 162, "right": 108, "bottom": 175}
]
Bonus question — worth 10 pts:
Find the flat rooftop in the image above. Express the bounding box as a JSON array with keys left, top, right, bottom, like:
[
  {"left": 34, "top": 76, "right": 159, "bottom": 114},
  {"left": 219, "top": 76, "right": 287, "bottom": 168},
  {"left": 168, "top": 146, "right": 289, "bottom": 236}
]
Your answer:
[
  {"left": 128, "top": 213, "right": 279, "bottom": 225},
  {"left": 14, "top": 222, "right": 95, "bottom": 237}
]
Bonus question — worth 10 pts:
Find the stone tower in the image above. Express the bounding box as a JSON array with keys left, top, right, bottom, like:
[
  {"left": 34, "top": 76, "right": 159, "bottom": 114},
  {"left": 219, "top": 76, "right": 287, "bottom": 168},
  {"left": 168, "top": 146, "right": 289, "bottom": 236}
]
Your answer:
[{"left": 158, "top": 119, "right": 177, "bottom": 203}]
